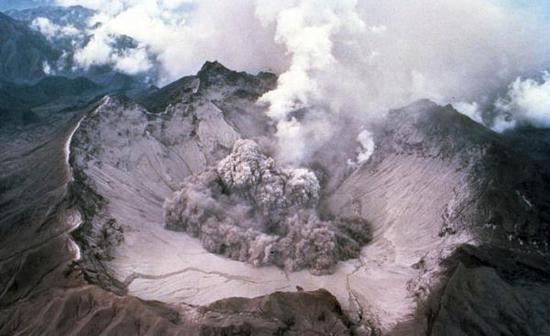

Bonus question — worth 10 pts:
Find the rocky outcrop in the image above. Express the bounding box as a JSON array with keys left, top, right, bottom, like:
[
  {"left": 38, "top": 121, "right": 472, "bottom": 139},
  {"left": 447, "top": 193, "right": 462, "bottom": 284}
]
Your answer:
[
  {"left": 427, "top": 245, "right": 550, "bottom": 336},
  {"left": 200, "top": 289, "right": 353, "bottom": 335}
]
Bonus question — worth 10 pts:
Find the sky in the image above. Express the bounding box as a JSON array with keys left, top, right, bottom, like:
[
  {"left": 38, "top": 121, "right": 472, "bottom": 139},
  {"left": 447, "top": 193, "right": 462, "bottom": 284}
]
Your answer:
[{"left": 2, "top": 0, "right": 550, "bottom": 14}]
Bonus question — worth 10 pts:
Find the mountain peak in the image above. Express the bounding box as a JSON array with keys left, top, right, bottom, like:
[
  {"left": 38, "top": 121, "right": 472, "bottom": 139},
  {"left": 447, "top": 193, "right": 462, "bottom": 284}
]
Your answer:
[
  {"left": 197, "top": 60, "right": 236, "bottom": 85},
  {"left": 199, "top": 60, "right": 230, "bottom": 74}
]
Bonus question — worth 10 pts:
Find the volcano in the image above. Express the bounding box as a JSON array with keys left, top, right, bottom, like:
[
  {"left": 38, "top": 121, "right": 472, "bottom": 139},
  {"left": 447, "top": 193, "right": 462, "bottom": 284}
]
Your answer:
[{"left": 1, "top": 61, "right": 550, "bottom": 335}]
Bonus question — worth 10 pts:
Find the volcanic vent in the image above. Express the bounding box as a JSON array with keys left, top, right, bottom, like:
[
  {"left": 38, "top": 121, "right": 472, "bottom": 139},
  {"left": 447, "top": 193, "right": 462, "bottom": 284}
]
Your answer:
[{"left": 164, "top": 139, "right": 370, "bottom": 274}]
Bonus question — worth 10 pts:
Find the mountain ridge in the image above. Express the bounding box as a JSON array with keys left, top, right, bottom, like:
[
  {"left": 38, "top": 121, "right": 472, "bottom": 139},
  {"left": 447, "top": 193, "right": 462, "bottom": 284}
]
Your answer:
[{"left": 0, "top": 11, "right": 59, "bottom": 83}]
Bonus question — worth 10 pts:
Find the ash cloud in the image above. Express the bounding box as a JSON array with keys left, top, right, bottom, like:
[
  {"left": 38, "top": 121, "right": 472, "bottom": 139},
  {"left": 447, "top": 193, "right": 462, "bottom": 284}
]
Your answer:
[{"left": 164, "top": 139, "right": 369, "bottom": 274}]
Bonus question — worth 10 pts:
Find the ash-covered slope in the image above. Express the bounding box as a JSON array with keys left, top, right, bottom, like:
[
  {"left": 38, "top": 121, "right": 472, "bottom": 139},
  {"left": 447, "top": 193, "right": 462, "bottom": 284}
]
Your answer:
[
  {"left": 327, "top": 100, "right": 550, "bottom": 333},
  {"left": 429, "top": 244, "right": 550, "bottom": 336},
  {"left": 332, "top": 100, "right": 550, "bottom": 249}
]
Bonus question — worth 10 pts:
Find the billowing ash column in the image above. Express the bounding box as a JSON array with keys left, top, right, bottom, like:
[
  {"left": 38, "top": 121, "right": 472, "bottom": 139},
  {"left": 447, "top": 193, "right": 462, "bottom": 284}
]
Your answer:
[{"left": 165, "top": 139, "right": 369, "bottom": 274}]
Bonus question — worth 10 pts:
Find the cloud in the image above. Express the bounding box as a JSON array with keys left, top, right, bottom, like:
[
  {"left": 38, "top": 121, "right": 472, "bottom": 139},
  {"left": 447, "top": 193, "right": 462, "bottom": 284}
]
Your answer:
[
  {"left": 42, "top": 61, "right": 53, "bottom": 75},
  {"left": 164, "top": 139, "right": 369, "bottom": 274},
  {"left": 72, "top": 33, "right": 111, "bottom": 68},
  {"left": 31, "top": 17, "right": 80, "bottom": 40},
  {"left": 112, "top": 47, "right": 152, "bottom": 75},
  {"left": 72, "top": 29, "right": 153, "bottom": 75},
  {"left": 492, "top": 72, "right": 550, "bottom": 131},
  {"left": 56, "top": 0, "right": 286, "bottom": 83}
]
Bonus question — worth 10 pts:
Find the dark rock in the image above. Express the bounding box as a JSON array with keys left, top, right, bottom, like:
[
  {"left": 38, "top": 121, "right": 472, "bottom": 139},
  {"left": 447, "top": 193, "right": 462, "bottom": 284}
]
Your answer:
[
  {"left": 200, "top": 289, "right": 352, "bottom": 336},
  {"left": 428, "top": 245, "right": 550, "bottom": 336}
]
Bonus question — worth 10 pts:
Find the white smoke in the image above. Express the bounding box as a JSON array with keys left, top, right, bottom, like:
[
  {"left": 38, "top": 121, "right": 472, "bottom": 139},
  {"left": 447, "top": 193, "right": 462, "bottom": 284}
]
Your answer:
[
  {"left": 55, "top": 0, "right": 550, "bottom": 160},
  {"left": 492, "top": 72, "right": 550, "bottom": 132},
  {"left": 55, "top": 0, "right": 287, "bottom": 83},
  {"left": 72, "top": 29, "right": 153, "bottom": 75},
  {"left": 452, "top": 101, "right": 484, "bottom": 124},
  {"left": 356, "top": 130, "right": 375, "bottom": 164},
  {"left": 31, "top": 17, "right": 80, "bottom": 39},
  {"left": 254, "top": 0, "right": 550, "bottom": 163},
  {"left": 255, "top": 0, "right": 365, "bottom": 164},
  {"left": 346, "top": 129, "right": 376, "bottom": 168},
  {"left": 42, "top": 61, "right": 53, "bottom": 75}
]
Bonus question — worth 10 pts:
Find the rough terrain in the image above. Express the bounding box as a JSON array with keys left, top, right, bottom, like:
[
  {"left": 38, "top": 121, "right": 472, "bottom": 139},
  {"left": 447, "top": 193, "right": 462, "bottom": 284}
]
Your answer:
[{"left": 2, "top": 62, "right": 550, "bottom": 335}]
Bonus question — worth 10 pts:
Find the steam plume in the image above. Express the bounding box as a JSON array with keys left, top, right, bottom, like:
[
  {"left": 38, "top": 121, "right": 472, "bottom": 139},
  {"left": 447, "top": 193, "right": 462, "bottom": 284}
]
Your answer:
[
  {"left": 55, "top": 0, "right": 550, "bottom": 161},
  {"left": 255, "top": 0, "right": 365, "bottom": 164}
]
